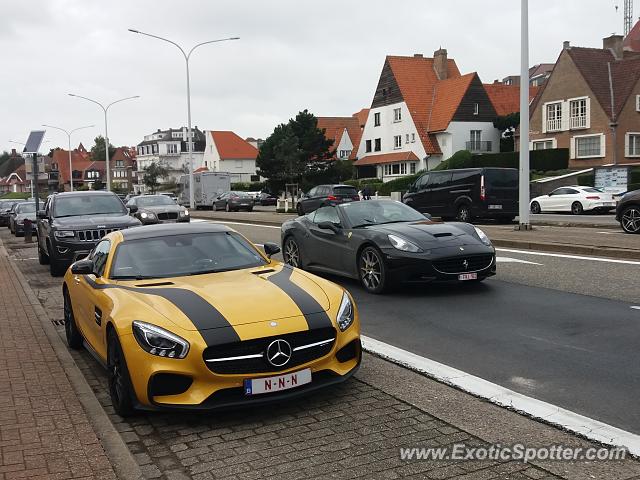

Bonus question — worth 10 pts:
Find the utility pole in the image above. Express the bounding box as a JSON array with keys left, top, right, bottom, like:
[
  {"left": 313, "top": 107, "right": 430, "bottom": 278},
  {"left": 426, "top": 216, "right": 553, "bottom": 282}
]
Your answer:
[{"left": 518, "top": 0, "right": 531, "bottom": 230}]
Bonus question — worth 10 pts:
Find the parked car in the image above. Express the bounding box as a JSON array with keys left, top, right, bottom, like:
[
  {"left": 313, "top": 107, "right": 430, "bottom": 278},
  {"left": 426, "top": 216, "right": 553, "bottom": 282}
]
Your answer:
[
  {"left": 62, "top": 222, "right": 361, "bottom": 415},
  {"left": 297, "top": 185, "right": 360, "bottom": 215},
  {"left": 615, "top": 188, "right": 640, "bottom": 234},
  {"left": 403, "top": 168, "right": 519, "bottom": 223},
  {"left": 282, "top": 199, "right": 496, "bottom": 294},
  {"left": 9, "top": 202, "right": 37, "bottom": 236},
  {"left": 126, "top": 194, "right": 190, "bottom": 225},
  {"left": 529, "top": 186, "right": 616, "bottom": 215},
  {"left": 214, "top": 191, "right": 255, "bottom": 212},
  {"left": 0, "top": 200, "right": 23, "bottom": 227},
  {"left": 36, "top": 191, "right": 141, "bottom": 276},
  {"left": 257, "top": 192, "right": 278, "bottom": 206}
]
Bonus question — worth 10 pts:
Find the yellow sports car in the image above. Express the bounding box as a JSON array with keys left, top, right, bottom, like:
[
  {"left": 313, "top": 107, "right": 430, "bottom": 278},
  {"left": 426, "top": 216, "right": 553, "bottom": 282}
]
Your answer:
[{"left": 63, "top": 223, "right": 361, "bottom": 416}]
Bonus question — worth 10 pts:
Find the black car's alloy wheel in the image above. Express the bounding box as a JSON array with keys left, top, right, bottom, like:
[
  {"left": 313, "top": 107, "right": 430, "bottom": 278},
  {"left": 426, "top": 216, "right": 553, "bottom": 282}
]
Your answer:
[
  {"left": 49, "top": 258, "right": 67, "bottom": 277},
  {"left": 456, "top": 205, "right": 471, "bottom": 222},
  {"left": 63, "top": 290, "right": 83, "bottom": 350},
  {"left": 571, "top": 202, "right": 584, "bottom": 215},
  {"left": 530, "top": 201, "right": 541, "bottom": 214},
  {"left": 358, "top": 246, "right": 387, "bottom": 294},
  {"left": 284, "top": 237, "right": 301, "bottom": 268},
  {"left": 107, "top": 329, "right": 135, "bottom": 417},
  {"left": 296, "top": 203, "right": 303, "bottom": 216},
  {"left": 621, "top": 206, "right": 640, "bottom": 234}
]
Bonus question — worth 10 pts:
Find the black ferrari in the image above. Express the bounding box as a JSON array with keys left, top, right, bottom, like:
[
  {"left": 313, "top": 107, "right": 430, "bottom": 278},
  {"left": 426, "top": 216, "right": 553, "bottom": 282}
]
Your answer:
[{"left": 280, "top": 200, "right": 496, "bottom": 294}]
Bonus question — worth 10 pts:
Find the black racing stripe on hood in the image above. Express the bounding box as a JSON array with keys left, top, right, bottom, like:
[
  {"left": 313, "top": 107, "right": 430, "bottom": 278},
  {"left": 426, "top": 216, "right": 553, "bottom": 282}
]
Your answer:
[
  {"left": 83, "top": 276, "right": 240, "bottom": 344},
  {"left": 267, "top": 266, "right": 332, "bottom": 330}
]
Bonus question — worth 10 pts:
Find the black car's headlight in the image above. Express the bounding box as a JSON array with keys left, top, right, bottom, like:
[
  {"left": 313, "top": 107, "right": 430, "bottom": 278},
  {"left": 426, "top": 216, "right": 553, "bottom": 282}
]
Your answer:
[
  {"left": 388, "top": 234, "right": 422, "bottom": 253},
  {"left": 140, "top": 211, "right": 156, "bottom": 220},
  {"left": 337, "top": 292, "right": 355, "bottom": 332},
  {"left": 132, "top": 321, "right": 190, "bottom": 359},
  {"left": 474, "top": 227, "right": 492, "bottom": 246},
  {"left": 180, "top": 209, "right": 189, "bottom": 216},
  {"left": 54, "top": 230, "right": 75, "bottom": 239}
]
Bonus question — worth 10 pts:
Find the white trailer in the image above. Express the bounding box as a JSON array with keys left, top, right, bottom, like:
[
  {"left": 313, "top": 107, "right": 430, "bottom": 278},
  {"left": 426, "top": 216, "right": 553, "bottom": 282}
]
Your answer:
[{"left": 178, "top": 172, "right": 231, "bottom": 208}]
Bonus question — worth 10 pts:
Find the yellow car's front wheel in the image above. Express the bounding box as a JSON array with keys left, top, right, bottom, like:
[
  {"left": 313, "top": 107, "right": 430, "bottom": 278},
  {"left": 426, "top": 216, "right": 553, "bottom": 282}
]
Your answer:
[{"left": 107, "top": 329, "right": 136, "bottom": 417}]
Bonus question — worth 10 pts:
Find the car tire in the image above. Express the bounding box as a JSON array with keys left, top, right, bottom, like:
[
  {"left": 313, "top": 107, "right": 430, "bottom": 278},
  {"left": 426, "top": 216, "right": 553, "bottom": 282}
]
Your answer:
[
  {"left": 455, "top": 204, "right": 472, "bottom": 223},
  {"left": 49, "top": 257, "right": 67, "bottom": 277},
  {"left": 107, "top": 329, "right": 136, "bottom": 417},
  {"left": 571, "top": 202, "right": 584, "bottom": 215},
  {"left": 283, "top": 236, "right": 303, "bottom": 269},
  {"left": 38, "top": 243, "right": 50, "bottom": 265},
  {"left": 620, "top": 206, "right": 640, "bottom": 234},
  {"left": 63, "top": 289, "right": 83, "bottom": 350},
  {"left": 247, "top": 207, "right": 253, "bottom": 212},
  {"left": 530, "top": 201, "right": 541, "bottom": 214},
  {"left": 358, "top": 246, "right": 388, "bottom": 294},
  {"left": 296, "top": 203, "right": 303, "bottom": 216}
]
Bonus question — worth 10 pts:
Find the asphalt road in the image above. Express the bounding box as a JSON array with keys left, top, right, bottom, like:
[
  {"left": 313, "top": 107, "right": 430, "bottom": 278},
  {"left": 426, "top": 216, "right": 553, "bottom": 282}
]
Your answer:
[{"left": 213, "top": 220, "right": 640, "bottom": 434}]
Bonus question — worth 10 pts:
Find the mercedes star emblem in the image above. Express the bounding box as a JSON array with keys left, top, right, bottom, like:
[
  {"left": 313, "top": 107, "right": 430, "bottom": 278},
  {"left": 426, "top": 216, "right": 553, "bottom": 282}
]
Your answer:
[{"left": 266, "top": 339, "right": 292, "bottom": 367}]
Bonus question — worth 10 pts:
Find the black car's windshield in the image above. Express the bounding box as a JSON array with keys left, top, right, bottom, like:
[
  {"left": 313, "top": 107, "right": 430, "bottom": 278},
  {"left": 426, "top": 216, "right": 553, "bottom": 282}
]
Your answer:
[
  {"left": 342, "top": 200, "right": 426, "bottom": 227},
  {"left": 17, "top": 203, "right": 36, "bottom": 213},
  {"left": 110, "top": 231, "right": 267, "bottom": 279},
  {"left": 136, "top": 196, "right": 176, "bottom": 207},
  {"left": 333, "top": 186, "right": 358, "bottom": 196},
  {"left": 54, "top": 195, "right": 127, "bottom": 217}
]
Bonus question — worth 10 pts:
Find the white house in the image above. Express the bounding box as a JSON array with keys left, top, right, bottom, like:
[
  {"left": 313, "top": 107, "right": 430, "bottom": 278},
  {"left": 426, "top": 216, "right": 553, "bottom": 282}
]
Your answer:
[
  {"left": 202, "top": 131, "right": 259, "bottom": 183},
  {"left": 355, "top": 49, "right": 502, "bottom": 181},
  {"left": 317, "top": 110, "right": 368, "bottom": 160}
]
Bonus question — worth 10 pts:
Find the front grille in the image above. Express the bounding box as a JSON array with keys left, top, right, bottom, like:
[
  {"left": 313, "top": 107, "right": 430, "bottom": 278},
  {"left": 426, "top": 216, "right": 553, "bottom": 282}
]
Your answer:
[
  {"left": 77, "top": 228, "right": 119, "bottom": 242},
  {"left": 157, "top": 212, "right": 179, "bottom": 220},
  {"left": 203, "top": 327, "right": 336, "bottom": 375},
  {"left": 432, "top": 254, "right": 494, "bottom": 274}
]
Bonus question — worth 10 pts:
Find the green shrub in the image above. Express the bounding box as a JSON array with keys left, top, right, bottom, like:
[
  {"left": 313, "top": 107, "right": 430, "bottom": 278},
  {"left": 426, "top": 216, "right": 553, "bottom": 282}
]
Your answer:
[
  {"left": 377, "top": 174, "right": 422, "bottom": 195},
  {"left": 577, "top": 173, "right": 594, "bottom": 186},
  {"left": 231, "top": 181, "right": 266, "bottom": 191},
  {"left": 627, "top": 183, "right": 640, "bottom": 192},
  {"left": 435, "top": 148, "right": 569, "bottom": 172},
  {"left": 0, "top": 192, "right": 31, "bottom": 199}
]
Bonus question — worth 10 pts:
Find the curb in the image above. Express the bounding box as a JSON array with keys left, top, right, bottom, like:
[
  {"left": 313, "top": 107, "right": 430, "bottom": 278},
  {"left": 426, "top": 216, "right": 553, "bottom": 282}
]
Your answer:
[{"left": 1, "top": 240, "right": 144, "bottom": 480}]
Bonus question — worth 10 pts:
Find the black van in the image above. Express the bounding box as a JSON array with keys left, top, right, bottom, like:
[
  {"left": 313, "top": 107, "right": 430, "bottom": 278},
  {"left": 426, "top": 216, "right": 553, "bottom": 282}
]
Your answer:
[{"left": 402, "top": 168, "right": 519, "bottom": 222}]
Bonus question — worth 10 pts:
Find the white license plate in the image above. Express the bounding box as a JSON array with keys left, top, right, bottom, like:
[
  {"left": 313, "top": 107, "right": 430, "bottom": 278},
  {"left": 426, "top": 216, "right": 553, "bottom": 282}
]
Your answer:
[
  {"left": 488, "top": 205, "right": 503, "bottom": 210},
  {"left": 604, "top": 202, "right": 616, "bottom": 206},
  {"left": 244, "top": 369, "right": 311, "bottom": 396},
  {"left": 458, "top": 273, "right": 478, "bottom": 281}
]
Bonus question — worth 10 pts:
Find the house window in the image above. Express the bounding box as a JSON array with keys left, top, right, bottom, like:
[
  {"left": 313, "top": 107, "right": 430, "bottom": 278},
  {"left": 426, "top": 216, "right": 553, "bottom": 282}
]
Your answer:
[
  {"left": 152, "top": 144, "right": 157, "bottom": 154},
  {"left": 411, "top": 133, "right": 416, "bottom": 143},
  {"left": 406, "top": 134, "right": 410, "bottom": 144},
  {"left": 410, "top": 162, "right": 416, "bottom": 174},
  {"left": 627, "top": 133, "right": 640, "bottom": 157},
  {"left": 469, "top": 130, "right": 482, "bottom": 150},
  {"left": 393, "top": 135, "right": 402, "bottom": 149},
  {"left": 393, "top": 108, "right": 402, "bottom": 122},
  {"left": 473, "top": 103, "right": 479, "bottom": 115},
  {"left": 533, "top": 140, "right": 554, "bottom": 150},
  {"left": 400, "top": 163, "right": 407, "bottom": 175},
  {"left": 569, "top": 98, "right": 588, "bottom": 129},
  {"left": 116, "top": 160, "right": 124, "bottom": 167},
  {"left": 636, "top": 95, "right": 640, "bottom": 112},
  {"left": 365, "top": 140, "right": 372, "bottom": 153},
  {"left": 374, "top": 113, "right": 381, "bottom": 127},
  {"left": 167, "top": 144, "right": 178, "bottom": 154},
  {"left": 575, "top": 135, "right": 603, "bottom": 158},
  {"left": 392, "top": 163, "right": 400, "bottom": 175},
  {"left": 339, "top": 150, "right": 351, "bottom": 159},
  {"left": 546, "top": 102, "right": 562, "bottom": 132},
  {"left": 374, "top": 138, "right": 381, "bottom": 152}
]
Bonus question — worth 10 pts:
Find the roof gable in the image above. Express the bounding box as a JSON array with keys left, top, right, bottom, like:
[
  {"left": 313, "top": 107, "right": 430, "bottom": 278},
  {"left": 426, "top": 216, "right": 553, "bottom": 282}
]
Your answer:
[
  {"left": 484, "top": 83, "right": 539, "bottom": 116},
  {"left": 428, "top": 73, "right": 476, "bottom": 131},
  {"left": 211, "top": 131, "right": 258, "bottom": 160}
]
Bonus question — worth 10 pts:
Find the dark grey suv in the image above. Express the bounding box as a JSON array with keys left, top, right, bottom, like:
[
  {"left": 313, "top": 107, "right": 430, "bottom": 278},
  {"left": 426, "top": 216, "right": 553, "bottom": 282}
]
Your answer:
[
  {"left": 37, "top": 191, "right": 141, "bottom": 276},
  {"left": 616, "top": 188, "right": 640, "bottom": 234}
]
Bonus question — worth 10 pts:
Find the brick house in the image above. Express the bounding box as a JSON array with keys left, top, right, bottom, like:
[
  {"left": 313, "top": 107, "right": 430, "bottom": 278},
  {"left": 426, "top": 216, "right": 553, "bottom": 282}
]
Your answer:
[{"left": 527, "top": 36, "right": 640, "bottom": 168}]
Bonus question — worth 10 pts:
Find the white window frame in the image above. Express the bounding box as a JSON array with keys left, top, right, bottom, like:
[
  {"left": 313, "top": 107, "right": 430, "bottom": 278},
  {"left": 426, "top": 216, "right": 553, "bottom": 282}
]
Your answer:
[
  {"left": 374, "top": 112, "right": 381, "bottom": 127},
  {"left": 405, "top": 134, "right": 410, "bottom": 144},
  {"left": 473, "top": 103, "right": 479, "bottom": 115},
  {"left": 636, "top": 95, "right": 640, "bottom": 112},
  {"left": 393, "top": 135, "right": 402, "bottom": 149},
  {"left": 571, "top": 133, "right": 606, "bottom": 159},
  {"left": 393, "top": 108, "right": 402, "bottom": 123},
  {"left": 530, "top": 138, "right": 557, "bottom": 151},
  {"left": 625, "top": 132, "right": 640, "bottom": 157},
  {"left": 411, "top": 133, "right": 416, "bottom": 143},
  {"left": 544, "top": 101, "right": 563, "bottom": 133},
  {"left": 568, "top": 96, "right": 589, "bottom": 130}
]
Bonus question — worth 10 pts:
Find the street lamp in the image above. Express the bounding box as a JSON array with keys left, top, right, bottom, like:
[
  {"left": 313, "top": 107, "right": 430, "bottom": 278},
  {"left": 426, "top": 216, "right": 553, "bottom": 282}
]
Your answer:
[
  {"left": 42, "top": 124, "right": 94, "bottom": 191},
  {"left": 128, "top": 29, "right": 239, "bottom": 208},
  {"left": 68, "top": 94, "right": 140, "bottom": 191},
  {"left": 518, "top": 0, "right": 531, "bottom": 230}
]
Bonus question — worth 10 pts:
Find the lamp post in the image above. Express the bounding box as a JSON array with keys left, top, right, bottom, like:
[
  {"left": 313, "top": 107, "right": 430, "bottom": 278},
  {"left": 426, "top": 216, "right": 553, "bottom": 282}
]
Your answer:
[
  {"left": 518, "top": 0, "right": 531, "bottom": 230},
  {"left": 68, "top": 94, "right": 139, "bottom": 191},
  {"left": 128, "top": 29, "right": 239, "bottom": 208},
  {"left": 42, "top": 124, "right": 94, "bottom": 191}
]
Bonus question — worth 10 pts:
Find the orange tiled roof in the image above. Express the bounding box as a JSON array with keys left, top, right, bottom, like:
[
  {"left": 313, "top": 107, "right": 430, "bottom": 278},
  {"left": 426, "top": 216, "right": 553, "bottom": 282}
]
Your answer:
[
  {"left": 352, "top": 108, "right": 370, "bottom": 128},
  {"left": 51, "top": 149, "right": 95, "bottom": 184},
  {"left": 211, "top": 131, "right": 258, "bottom": 160},
  {"left": 317, "top": 116, "right": 364, "bottom": 160},
  {"left": 483, "top": 83, "right": 540, "bottom": 116},
  {"left": 354, "top": 151, "right": 419, "bottom": 166},
  {"left": 428, "top": 73, "right": 477, "bottom": 132},
  {"left": 624, "top": 20, "right": 640, "bottom": 52}
]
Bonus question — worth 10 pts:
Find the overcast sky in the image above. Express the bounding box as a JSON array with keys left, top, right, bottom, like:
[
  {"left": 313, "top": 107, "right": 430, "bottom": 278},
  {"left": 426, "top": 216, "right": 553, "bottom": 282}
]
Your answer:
[{"left": 0, "top": 0, "right": 628, "bottom": 153}]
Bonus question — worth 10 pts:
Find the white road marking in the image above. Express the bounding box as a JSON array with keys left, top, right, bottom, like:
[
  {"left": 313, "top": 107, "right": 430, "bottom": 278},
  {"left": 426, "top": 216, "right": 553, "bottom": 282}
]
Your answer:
[
  {"left": 598, "top": 231, "right": 624, "bottom": 235},
  {"left": 496, "top": 248, "right": 640, "bottom": 266},
  {"left": 194, "top": 218, "right": 281, "bottom": 229},
  {"left": 496, "top": 257, "right": 543, "bottom": 266},
  {"left": 362, "top": 335, "right": 640, "bottom": 456}
]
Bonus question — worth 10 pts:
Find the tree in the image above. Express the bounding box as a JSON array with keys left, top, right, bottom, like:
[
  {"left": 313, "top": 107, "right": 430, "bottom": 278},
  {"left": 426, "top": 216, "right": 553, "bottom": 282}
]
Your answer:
[
  {"left": 92, "top": 179, "right": 104, "bottom": 191},
  {"left": 143, "top": 162, "right": 169, "bottom": 193},
  {"left": 493, "top": 113, "right": 520, "bottom": 152},
  {"left": 90, "top": 136, "right": 116, "bottom": 162}
]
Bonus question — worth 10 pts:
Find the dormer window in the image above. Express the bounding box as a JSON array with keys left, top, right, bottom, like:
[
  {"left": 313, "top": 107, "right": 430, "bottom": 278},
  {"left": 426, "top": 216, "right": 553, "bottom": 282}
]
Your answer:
[{"left": 473, "top": 103, "right": 479, "bottom": 115}]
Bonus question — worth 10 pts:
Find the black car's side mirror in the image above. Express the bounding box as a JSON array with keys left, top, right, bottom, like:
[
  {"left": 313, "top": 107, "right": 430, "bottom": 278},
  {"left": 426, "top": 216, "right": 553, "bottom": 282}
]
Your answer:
[
  {"left": 71, "top": 259, "right": 94, "bottom": 275},
  {"left": 128, "top": 205, "right": 138, "bottom": 214},
  {"left": 318, "top": 221, "right": 340, "bottom": 233},
  {"left": 263, "top": 242, "right": 281, "bottom": 258},
  {"left": 37, "top": 210, "right": 47, "bottom": 219}
]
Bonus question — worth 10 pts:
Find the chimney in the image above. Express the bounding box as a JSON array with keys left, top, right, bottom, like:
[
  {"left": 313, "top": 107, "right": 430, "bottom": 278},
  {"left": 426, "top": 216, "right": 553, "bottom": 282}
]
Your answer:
[
  {"left": 433, "top": 48, "right": 448, "bottom": 80},
  {"left": 603, "top": 35, "right": 624, "bottom": 60},
  {"left": 563, "top": 41, "right": 571, "bottom": 50},
  {"left": 413, "top": 53, "right": 423, "bottom": 58}
]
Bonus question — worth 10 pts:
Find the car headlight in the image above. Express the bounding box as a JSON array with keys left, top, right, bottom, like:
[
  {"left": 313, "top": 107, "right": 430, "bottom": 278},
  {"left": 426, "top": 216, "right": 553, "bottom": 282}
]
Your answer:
[
  {"left": 180, "top": 209, "right": 189, "bottom": 216},
  {"left": 336, "top": 292, "right": 355, "bottom": 332},
  {"left": 474, "top": 227, "right": 492, "bottom": 246},
  {"left": 54, "top": 230, "right": 75, "bottom": 238},
  {"left": 140, "top": 211, "right": 156, "bottom": 219},
  {"left": 132, "top": 321, "right": 190, "bottom": 359},
  {"left": 388, "top": 234, "right": 422, "bottom": 253}
]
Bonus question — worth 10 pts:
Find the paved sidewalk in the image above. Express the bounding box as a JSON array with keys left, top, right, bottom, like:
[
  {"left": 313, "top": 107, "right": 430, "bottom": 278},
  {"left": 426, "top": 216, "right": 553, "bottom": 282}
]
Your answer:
[{"left": 0, "top": 241, "right": 138, "bottom": 480}]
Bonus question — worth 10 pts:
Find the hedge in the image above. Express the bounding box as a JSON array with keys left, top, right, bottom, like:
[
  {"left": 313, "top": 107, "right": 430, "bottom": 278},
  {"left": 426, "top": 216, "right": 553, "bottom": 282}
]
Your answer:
[
  {"left": 434, "top": 149, "right": 569, "bottom": 172},
  {"left": 230, "top": 181, "right": 267, "bottom": 192},
  {"left": 0, "top": 192, "right": 31, "bottom": 199}
]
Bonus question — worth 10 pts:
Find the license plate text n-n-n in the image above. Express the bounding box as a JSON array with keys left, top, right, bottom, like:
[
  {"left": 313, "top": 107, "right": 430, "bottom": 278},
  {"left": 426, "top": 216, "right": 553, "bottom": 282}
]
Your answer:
[{"left": 244, "top": 369, "right": 312, "bottom": 396}]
